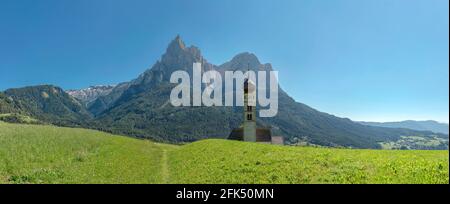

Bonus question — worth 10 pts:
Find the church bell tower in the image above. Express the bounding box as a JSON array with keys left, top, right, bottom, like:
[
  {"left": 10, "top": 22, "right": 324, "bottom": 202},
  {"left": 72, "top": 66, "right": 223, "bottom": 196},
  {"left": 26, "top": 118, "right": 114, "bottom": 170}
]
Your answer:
[{"left": 243, "top": 78, "right": 257, "bottom": 142}]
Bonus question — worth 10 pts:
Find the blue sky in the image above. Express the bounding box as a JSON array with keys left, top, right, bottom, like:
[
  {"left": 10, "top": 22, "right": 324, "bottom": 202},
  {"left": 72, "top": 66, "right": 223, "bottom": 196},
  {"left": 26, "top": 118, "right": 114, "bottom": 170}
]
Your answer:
[{"left": 0, "top": 0, "right": 448, "bottom": 123}]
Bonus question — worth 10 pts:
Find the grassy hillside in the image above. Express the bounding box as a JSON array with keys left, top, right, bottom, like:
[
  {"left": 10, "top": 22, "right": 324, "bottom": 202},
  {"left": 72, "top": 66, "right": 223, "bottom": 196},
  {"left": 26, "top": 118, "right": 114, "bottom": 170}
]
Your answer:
[
  {"left": 0, "top": 122, "right": 448, "bottom": 184},
  {"left": 0, "top": 121, "right": 176, "bottom": 183},
  {"left": 169, "top": 140, "right": 448, "bottom": 184}
]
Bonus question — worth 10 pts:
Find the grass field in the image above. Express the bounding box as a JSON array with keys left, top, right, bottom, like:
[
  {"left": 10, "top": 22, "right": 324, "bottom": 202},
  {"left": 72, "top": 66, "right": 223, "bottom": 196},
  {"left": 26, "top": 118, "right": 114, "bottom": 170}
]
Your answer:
[
  {"left": 0, "top": 121, "right": 176, "bottom": 183},
  {"left": 169, "top": 140, "right": 448, "bottom": 183},
  {"left": 0, "top": 122, "right": 448, "bottom": 184}
]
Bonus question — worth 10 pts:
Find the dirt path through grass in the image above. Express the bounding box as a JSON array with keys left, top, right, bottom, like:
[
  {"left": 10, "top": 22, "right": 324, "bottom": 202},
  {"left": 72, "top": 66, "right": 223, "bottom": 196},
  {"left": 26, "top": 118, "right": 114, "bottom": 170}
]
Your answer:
[
  {"left": 160, "top": 148, "right": 169, "bottom": 183},
  {"left": 153, "top": 143, "right": 174, "bottom": 184}
]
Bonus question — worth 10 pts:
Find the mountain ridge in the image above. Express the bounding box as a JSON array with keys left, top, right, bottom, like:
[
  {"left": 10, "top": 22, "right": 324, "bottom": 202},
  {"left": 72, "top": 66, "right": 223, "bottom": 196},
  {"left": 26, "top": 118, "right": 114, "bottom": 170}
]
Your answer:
[
  {"left": 67, "top": 85, "right": 116, "bottom": 106},
  {"left": 85, "top": 36, "right": 447, "bottom": 149},
  {"left": 359, "top": 120, "right": 449, "bottom": 134},
  {"left": 3, "top": 85, "right": 92, "bottom": 126}
]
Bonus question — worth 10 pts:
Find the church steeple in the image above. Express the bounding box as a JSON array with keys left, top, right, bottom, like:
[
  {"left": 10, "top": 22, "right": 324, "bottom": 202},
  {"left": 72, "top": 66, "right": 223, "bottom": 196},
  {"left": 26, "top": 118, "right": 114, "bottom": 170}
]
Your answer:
[
  {"left": 228, "top": 67, "right": 276, "bottom": 144},
  {"left": 243, "top": 77, "right": 256, "bottom": 141}
]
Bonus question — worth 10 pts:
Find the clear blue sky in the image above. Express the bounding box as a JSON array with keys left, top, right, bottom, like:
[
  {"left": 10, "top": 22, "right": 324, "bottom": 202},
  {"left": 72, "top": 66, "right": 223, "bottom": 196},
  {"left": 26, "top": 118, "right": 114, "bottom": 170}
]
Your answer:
[{"left": 0, "top": 0, "right": 448, "bottom": 123}]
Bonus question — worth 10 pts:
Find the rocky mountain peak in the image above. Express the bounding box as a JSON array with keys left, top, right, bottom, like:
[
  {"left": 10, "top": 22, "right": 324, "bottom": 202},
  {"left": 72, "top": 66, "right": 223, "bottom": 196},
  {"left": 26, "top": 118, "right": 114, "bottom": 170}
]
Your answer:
[
  {"left": 123, "top": 35, "right": 211, "bottom": 97},
  {"left": 166, "top": 35, "right": 186, "bottom": 54},
  {"left": 232, "top": 52, "right": 261, "bottom": 65},
  {"left": 160, "top": 35, "right": 203, "bottom": 64},
  {"left": 219, "top": 52, "right": 273, "bottom": 72}
]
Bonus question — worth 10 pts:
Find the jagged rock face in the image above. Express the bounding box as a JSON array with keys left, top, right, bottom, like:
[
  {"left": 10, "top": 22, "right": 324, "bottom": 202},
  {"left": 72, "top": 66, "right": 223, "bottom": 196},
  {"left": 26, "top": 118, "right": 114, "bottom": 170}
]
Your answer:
[
  {"left": 89, "top": 35, "right": 217, "bottom": 115},
  {"left": 133, "top": 35, "right": 215, "bottom": 86},
  {"left": 67, "top": 85, "right": 116, "bottom": 106}
]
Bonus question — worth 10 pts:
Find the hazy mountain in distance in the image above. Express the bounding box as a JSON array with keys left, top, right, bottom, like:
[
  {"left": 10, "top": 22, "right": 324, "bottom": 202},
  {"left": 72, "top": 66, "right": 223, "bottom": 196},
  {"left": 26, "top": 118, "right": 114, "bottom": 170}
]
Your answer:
[
  {"left": 67, "top": 85, "right": 116, "bottom": 106},
  {"left": 359, "top": 120, "right": 449, "bottom": 134}
]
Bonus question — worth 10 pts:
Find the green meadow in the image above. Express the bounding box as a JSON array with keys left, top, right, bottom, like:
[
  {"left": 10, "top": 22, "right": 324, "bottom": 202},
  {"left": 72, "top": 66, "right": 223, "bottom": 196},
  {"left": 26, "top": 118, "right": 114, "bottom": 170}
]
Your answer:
[{"left": 0, "top": 122, "right": 448, "bottom": 184}]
